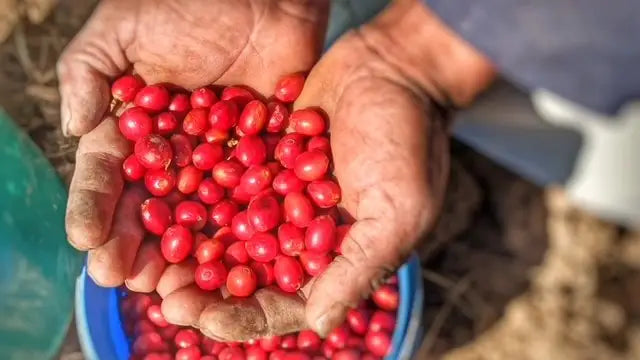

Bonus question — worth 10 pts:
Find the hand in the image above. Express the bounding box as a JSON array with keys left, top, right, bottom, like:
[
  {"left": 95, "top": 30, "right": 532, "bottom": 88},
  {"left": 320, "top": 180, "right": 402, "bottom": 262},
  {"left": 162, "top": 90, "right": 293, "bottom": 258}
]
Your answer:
[
  {"left": 293, "top": 33, "right": 450, "bottom": 335},
  {"left": 60, "top": 0, "right": 329, "bottom": 340}
]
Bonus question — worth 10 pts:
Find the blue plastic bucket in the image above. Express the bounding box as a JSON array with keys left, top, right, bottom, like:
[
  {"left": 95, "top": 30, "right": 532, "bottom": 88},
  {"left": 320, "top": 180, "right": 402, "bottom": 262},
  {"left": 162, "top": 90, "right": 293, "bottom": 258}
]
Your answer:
[{"left": 75, "top": 254, "right": 423, "bottom": 360}]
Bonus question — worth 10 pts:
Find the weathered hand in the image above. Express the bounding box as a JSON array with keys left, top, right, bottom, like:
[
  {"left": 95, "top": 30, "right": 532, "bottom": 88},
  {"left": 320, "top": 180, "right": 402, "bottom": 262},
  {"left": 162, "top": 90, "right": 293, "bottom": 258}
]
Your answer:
[
  {"left": 290, "top": 0, "right": 493, "bottom": 336},
  {"left": 292, "top": 31, "right": 450, "bottom": 336},
  {"left": 58, "top": 0, "right": 329, "bottom": 340}
]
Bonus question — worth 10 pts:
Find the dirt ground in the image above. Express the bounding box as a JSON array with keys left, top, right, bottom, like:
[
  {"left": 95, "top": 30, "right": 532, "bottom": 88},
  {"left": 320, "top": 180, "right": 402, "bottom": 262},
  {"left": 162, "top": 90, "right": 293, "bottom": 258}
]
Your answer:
[{"left": 1, "top": 1, "right": 640, "bottom": 359}]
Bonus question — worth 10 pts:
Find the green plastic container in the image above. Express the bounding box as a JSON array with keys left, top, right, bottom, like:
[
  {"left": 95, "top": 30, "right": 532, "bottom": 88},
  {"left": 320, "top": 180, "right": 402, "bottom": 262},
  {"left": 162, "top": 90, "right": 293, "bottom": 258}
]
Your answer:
[{"left": 0, "top": 109, "right": 83, "bottom": 359}]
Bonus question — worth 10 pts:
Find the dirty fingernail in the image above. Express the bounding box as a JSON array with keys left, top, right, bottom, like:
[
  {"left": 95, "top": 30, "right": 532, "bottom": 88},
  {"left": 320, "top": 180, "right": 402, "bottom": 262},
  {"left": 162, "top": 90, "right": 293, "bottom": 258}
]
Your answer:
[{"left": 313, "top": 305, "right": 345, "bottom": 337}]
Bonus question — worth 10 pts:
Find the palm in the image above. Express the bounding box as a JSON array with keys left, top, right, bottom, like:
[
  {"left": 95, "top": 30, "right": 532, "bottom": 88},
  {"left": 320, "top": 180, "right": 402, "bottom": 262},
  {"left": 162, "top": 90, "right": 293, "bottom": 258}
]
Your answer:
[
  {"left": 126, "top": 0, "right": 325, "bottom": 93},
  {"left": 58, "top": 0, "right": 327, "bottom": 135},
  {"left": 293, "top": 33, "right": 450, "bottom": 332},
  {"left": 331, "top": 78, "right": 443, "bottom": 267}
]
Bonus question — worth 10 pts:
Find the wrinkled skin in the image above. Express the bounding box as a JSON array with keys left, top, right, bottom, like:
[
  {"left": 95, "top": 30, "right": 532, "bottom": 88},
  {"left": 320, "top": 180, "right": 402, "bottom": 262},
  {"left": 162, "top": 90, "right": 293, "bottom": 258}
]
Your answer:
[
  {"left": 58, "top": 0, "right": 328, "bottom": 136},
  {"left": 293, "top": 32, "right": 450, "bottom": 335},
  {"left": 59, "top": 0, "right": 448, "bottom": 341}
]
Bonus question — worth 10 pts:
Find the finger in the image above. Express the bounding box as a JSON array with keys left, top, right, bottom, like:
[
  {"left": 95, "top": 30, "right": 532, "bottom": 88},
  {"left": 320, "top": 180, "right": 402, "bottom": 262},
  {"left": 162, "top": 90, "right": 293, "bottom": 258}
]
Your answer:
[
  {"left": 86, "top": 186, "right": 146, "bottom": 287},
  {"left": 161, "top": 281, "right": 313, "bottom": 342},
  {"left": 306, "top": 219, "right": 408, "bottom": 336},
  {"left": 57, "top": 1, "right": 133, "bottom": 136},
  {"left": 161, "top": 285, "right": 222, "bottom": 327},
  {"left": 197, "top": 285, "right": 307, "bottom": 342},
  {"left": 66, "top": 116, "right": 131, "bottom": 250},
  {"left": 156, "top": 259, "right": 198, "bottom": 298},
  {"left": 125, "top": 241, "right": 167, "bottom": 293}
]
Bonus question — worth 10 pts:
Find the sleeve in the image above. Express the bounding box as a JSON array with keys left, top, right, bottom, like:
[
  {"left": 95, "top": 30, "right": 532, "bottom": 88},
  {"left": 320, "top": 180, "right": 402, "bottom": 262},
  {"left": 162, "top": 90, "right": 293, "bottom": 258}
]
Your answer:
[{"left": 424, "top": 0, "right": 640, "bottom": 115}]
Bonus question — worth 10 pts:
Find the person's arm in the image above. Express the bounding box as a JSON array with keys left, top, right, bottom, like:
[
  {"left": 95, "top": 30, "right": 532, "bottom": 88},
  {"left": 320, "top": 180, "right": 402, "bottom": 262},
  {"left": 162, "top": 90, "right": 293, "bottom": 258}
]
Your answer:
[
  {"left": 359, "top": 0, "right": 496, "bottom": 108},
  {"left": 284, "top": 0, "right": 497, "bottom": 336},
  {"left": 425, "top": 0, "right": 640, "bottom": 114}
]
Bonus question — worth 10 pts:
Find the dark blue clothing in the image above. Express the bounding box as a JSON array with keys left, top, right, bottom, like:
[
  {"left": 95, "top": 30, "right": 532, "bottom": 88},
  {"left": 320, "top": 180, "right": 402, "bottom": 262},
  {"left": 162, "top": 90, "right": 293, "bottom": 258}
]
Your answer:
[{"left": 426, "top": 0, "right": 640, "bottom": 114}]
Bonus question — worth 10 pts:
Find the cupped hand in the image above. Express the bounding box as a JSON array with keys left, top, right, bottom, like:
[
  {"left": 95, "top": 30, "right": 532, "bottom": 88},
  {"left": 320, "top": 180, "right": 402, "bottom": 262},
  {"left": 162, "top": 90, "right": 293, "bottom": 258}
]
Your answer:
[
  {"left": 292, "top": 32, "right": 451, "bottom": 336},
  {"left": 59, "top": 0, "right": 329, "bottom": 340}
]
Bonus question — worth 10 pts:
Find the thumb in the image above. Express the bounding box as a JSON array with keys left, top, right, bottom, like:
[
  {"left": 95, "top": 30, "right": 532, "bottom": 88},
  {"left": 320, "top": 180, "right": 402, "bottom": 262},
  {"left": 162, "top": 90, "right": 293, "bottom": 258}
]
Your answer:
[
  {"left": 57, "top": 1, "right": 134, "bottom": 136},
  {"left": 305, "top": 217, "right": 410, "bottom": 336}
]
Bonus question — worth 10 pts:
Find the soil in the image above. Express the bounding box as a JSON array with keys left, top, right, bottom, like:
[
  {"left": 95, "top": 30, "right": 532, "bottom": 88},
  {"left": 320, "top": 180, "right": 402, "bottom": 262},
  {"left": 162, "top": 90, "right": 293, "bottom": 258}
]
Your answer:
[{"left": 1, "top": 1, "right": 639, "bottom": 359}]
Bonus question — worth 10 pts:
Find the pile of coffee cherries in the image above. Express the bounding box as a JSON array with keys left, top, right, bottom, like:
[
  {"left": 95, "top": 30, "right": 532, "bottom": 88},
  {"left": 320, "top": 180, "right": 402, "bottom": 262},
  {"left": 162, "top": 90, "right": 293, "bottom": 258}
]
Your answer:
[
  {"left": 112, "top": 74, "right": 398, "bottom": 359},
  {"left": 121, "top": 281, "right": 397, "bottom": 360}
]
